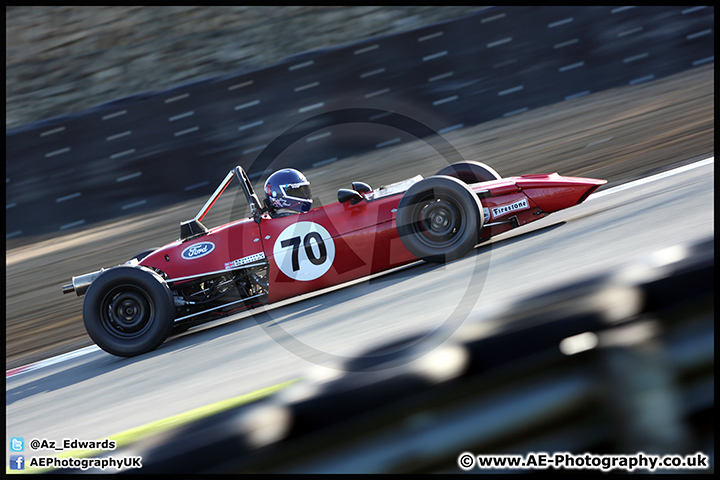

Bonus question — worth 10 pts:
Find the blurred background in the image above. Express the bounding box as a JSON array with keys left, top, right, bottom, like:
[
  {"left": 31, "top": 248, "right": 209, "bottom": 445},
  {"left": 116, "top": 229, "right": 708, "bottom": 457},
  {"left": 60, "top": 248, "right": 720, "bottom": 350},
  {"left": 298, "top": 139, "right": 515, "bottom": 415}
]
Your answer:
[
  {"left": 5, "top": 6, "right": 714, "bottom": 474},
  {"left": 6, "top": 6, "right": 486, "bottom": 129}
]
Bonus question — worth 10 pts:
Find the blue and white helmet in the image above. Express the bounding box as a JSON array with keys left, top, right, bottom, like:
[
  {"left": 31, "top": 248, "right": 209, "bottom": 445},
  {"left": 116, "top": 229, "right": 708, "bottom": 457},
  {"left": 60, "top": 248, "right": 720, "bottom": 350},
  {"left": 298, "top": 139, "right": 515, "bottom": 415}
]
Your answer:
[{"left": 264, "top": 168, "right": 312, "bottom": 215}]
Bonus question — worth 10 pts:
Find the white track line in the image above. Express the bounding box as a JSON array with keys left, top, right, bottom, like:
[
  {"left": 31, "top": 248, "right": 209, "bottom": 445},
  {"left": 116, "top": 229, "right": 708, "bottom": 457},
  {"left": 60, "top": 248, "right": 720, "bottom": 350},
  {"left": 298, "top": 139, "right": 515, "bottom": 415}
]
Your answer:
[
  {"left": 6, "top": 156, "right": 714, "bottom": 379},
  {"left": 588, "top": 156, "right": 713, "bottom": 200},
  {"left": 7, "top": 345, "right": 100, "bottom": 378}
]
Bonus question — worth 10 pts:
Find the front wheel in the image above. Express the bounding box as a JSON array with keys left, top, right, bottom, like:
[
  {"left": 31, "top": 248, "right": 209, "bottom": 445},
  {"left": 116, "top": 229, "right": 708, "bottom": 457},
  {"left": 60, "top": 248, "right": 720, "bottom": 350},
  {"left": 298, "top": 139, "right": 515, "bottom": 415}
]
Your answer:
[
  {"left": 396, "top": 175, "right": 483, "bottom": 263},
  {"left": 83, "top": 266, "right": 175, "bottom": 357}
]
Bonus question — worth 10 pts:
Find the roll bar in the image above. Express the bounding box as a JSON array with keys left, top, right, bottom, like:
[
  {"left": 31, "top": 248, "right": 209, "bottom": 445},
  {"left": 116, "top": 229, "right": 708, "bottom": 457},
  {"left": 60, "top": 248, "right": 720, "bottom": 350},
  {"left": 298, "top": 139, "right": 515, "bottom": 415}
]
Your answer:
[{"left": 180, "top": 166, "right": 265, "bottom": 241}]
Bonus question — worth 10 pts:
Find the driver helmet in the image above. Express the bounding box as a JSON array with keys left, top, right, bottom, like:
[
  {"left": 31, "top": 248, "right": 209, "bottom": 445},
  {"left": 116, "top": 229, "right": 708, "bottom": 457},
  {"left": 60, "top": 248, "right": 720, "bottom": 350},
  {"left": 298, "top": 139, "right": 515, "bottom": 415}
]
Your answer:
[{"left": 264, "top": 168, "right": 312, "bottom": 216}]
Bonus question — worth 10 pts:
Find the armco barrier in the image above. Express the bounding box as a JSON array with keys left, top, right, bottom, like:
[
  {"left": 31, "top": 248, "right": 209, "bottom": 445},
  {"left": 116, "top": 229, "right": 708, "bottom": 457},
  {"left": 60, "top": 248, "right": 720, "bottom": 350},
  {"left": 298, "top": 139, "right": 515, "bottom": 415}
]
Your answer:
[
  {"left": 55, "top": 236, "right": 713, "bottom": 473},
  {"left": 5, "top": 6, "right": 714, "bottom": 239}
]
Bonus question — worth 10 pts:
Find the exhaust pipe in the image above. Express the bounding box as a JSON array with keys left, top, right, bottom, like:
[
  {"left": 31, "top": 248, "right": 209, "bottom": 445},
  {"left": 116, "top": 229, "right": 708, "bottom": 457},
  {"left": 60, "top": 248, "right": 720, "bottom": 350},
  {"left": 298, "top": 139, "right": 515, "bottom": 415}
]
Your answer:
[{"left": 61, "top": 269, "right": 105, "bottom": 297}]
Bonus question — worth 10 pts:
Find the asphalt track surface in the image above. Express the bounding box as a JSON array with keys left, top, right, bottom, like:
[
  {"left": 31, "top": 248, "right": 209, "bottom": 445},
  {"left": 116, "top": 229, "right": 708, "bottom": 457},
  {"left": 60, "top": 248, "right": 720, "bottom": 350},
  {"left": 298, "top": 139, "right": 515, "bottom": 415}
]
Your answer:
[{"left": 6, "top": 158, "right": 714, "bottom": 468}]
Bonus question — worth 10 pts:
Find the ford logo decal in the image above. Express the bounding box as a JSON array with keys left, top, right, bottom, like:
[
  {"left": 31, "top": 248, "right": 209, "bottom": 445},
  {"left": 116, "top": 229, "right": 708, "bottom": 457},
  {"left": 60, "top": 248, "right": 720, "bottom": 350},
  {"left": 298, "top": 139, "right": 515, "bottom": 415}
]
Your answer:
[{"left": 181, "top": 242, "right": 215, "bottom": 260}]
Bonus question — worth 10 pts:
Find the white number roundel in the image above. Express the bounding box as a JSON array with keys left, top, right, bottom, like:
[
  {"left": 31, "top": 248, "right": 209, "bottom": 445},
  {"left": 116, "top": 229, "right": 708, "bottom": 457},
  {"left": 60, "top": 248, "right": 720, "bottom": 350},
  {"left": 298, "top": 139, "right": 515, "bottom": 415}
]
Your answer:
[{"left": 273, "top": 221, "right": 335, "bottom": 281}]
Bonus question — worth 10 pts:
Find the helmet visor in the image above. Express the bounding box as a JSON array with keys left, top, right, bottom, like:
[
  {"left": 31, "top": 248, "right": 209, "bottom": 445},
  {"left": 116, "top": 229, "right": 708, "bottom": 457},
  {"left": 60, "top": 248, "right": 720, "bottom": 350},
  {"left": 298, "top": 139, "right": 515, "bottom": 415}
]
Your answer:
[{"left": 282, "top": 183, "right": 311, "bottom": 200}]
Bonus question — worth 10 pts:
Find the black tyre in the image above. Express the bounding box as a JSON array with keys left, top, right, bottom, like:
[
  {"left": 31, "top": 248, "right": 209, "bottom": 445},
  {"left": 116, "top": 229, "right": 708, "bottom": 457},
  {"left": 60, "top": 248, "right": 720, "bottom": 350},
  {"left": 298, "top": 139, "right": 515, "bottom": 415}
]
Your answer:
[
  {"left": 396, "top": 175, "right": 483, "bottom": 263},
  {"left": 83, "top": 266, "right": 175, "bottom": 357},
  {"left": 435, "top": 161, "right": 501, "bottom": 184}
]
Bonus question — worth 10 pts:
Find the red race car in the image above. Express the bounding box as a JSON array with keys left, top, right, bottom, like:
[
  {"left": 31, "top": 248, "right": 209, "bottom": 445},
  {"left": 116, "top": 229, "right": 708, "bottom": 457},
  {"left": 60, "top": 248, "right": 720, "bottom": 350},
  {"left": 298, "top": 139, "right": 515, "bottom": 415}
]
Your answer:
[{"left": 62, "top": 162, "right": 606, "bottom": 357}]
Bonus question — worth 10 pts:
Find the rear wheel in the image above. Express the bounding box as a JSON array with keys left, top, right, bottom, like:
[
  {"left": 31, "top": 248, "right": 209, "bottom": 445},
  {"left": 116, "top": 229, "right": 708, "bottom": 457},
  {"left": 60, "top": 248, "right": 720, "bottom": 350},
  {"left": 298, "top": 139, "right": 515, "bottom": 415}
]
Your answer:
[
  {"left": 83, "top": 266, "right": 175, "bottom": 357},
  {"left": 435, "top": 161, "right": 501, "bottom": 184},
  {"left": 396, "top": 175, "right": 483, "bottom": 263}
]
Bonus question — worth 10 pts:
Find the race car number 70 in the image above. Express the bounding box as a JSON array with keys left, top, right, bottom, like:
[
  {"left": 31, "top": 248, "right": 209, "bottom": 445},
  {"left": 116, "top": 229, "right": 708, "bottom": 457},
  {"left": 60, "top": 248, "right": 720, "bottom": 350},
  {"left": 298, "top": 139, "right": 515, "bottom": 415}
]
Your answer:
[
  {"left": 280, "top": 233, "right": 327, "bottom": 270},
  {"left": 273, "top": 222, "right": 336, "bottom": 281}
]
